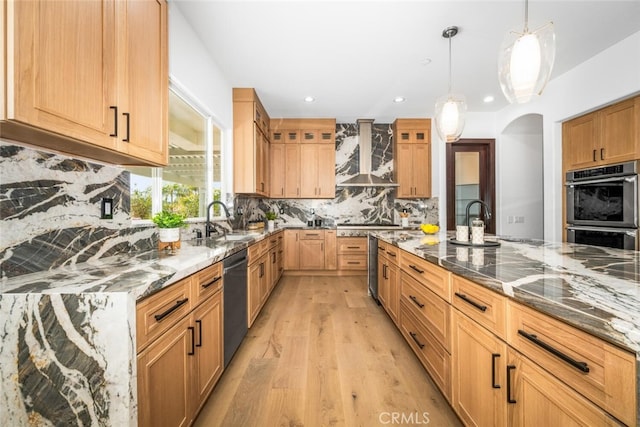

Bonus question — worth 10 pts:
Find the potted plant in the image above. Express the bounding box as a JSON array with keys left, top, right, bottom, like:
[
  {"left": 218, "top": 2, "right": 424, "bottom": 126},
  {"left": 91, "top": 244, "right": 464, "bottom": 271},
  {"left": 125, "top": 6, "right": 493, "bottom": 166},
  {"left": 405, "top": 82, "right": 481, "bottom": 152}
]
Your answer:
[
  {"left": 265, "top": 211, "right": 277, "bottom": 231},
  {"left": 152, "top": 211, "right": 186, "bottom": 243}
]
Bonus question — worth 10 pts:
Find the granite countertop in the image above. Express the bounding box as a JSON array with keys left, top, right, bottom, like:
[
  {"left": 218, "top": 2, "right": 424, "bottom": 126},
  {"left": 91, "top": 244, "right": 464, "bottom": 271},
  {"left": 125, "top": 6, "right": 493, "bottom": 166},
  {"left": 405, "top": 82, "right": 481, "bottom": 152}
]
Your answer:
[
  {"left": 373, "top": 230, "right": 640, "bottom": 356},
  {"left": 0, "top": 228, "right": 285, "bottom": 302}
]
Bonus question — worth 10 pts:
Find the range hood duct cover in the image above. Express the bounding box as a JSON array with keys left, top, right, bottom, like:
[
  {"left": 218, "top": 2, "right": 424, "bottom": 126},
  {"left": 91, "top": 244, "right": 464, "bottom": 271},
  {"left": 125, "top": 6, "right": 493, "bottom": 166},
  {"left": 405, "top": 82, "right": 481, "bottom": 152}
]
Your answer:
[{"left": 337, "top": 119, "right": 399, "bottom": 187}]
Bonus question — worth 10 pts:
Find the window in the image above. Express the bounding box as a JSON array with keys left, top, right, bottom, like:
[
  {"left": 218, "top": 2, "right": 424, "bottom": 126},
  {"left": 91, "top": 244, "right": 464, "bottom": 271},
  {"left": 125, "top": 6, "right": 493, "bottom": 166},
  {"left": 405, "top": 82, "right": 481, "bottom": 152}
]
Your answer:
[{"left": 129, "top": 83, "right": 223, "bottom": 221}]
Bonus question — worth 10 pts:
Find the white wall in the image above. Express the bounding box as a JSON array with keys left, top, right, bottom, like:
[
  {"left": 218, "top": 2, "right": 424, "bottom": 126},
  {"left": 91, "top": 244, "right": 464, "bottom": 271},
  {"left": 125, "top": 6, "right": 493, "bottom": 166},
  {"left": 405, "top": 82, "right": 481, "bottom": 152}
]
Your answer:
[
  {"left": 168, "top": 3, "right": 235, "bottom": 202},
  {"left": 494, "top": 31, "right": 640, "bottom": 242}
]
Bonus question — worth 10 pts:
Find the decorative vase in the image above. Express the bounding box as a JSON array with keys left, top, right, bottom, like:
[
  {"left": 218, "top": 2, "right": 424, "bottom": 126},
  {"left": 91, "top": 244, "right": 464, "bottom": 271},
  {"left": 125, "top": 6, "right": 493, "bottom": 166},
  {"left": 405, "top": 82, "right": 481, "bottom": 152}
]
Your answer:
[
  {"left": 158, "top": 227, "right": 180, "bottom": 243},
  {"left": 267, "top": 220, "right": 275, "bottom": 231}
]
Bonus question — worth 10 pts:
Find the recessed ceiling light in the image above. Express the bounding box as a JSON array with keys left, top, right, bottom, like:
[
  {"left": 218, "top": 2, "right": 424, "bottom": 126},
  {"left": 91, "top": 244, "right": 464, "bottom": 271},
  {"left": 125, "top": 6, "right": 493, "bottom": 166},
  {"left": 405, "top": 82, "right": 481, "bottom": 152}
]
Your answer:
[
  {"left": 304, "top": 96, "right": 315, "bottom": 103},
  {"left": 393, "top": 96, "right": 406, "bottom": 103},
  {"left": 483, "top": 95, "right": 495, "bottom": 103}
]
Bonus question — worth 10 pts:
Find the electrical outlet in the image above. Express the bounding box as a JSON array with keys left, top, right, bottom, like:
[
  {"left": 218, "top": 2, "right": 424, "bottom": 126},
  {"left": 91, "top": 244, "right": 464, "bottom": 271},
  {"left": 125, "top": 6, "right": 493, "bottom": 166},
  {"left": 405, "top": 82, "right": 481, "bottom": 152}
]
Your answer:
[{"left": 279, "top": 206, "right": 284, "bottom": 214}]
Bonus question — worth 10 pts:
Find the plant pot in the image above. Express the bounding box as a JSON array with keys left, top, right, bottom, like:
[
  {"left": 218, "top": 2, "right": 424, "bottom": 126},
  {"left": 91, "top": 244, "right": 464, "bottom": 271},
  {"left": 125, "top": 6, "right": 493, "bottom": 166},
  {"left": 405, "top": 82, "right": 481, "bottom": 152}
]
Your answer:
[
  {"left": 267, "top": 220, "right": 275, "bottom": 231},
  {"left": 158, "top": 227, "right": 180, "bottom": 243}
]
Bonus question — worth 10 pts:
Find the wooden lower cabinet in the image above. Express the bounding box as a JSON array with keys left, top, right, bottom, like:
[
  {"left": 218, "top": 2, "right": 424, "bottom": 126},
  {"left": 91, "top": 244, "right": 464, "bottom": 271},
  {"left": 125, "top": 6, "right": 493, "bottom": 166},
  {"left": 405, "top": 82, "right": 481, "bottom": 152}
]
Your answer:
[
  {"left": 378, "top": 249, "right": 399, "bottom": 325},
  {"left": 507, "top": 349, "right": 619, "bottom": 427},
  {"left": 137, "top": 290, "right": 223, "bottom": 427},
  {"left": 248, "top": 252, "right": 267, "bottom": 327},
  {"left": 299, "top": 239, "right": 325, "bottom": 269},
  {"left": 452, "top": 309, "right": 507, "bottom": 427}
]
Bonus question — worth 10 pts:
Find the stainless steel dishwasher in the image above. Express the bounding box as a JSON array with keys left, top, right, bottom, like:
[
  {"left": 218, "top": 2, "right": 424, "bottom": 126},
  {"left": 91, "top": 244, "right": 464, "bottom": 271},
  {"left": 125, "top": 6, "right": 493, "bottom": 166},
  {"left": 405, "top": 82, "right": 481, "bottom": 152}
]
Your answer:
[{"left": 223, "top": 248, "right": 248, "bottom": 367}]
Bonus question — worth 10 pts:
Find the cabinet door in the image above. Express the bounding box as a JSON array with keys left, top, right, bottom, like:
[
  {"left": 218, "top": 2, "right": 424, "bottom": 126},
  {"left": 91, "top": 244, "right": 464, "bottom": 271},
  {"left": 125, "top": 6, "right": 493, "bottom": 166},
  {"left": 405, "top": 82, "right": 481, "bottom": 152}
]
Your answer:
[
  {"left": 507, "top": 350, "right": 619, "bottom": 427},
  {"left": 118, "top": 0, "right": 168, "bottom": 165},
  {"left": 192, "top": 292, "right": 223, "bottom": 413},
  {"left": 317, "top": 144, "right": 336, "bottom": 198},
  {"left": 137, "top": 315, "right": 193, "bottom": 427},
  {"left": 412, "top": 144, "right": 431, "bottom": 198},
  {"left": 299, "top": 240, "right": 325, "bottom": 269},
  {"left": 386, "top": 263, "right": 399, "bottom": 325},
  {"left": 248, "top": 260, "right": 263, "bottom": 326},
  {"left": 300, "top": 144, "right": 320, "bottom": 197},
  {"left": 270, "top": 143, "right": 285, "bottom": 198},
  {"left": 10, "top": 0, "right": 118, "bottom": 149},
  {"left": 396, "top": 144, "right": 415, "bottom": 198},
  {"left": 283, "top": 230, "right": 299, "bottom": 270},
  {"left": 324, "top": 230, "right": 337, "bottom": 270},
  {"left": 600, "top": 97, "right": 639, "bottom": 164},
  {"left": 254, "top": 128, "right": 269, "bottom": 196},
  {"left": 452, "top": 311, "right": 507, "bottom": 427},
  {"left": 563, "top": 113, "right": 599, "bottom": 170},
  {"left": 284, "top": 144, "right": 301, "bottom": 198},
  {"left": 377, "top": 256, "right": 389, "bottom": 307}
]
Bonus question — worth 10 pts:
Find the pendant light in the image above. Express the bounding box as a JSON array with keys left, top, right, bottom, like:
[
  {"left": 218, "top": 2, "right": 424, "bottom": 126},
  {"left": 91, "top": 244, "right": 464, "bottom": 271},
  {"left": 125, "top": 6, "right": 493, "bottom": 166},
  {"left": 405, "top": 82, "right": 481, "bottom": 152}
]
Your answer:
[
  {"left": 434, "top": 26, "right": 466, "bottom": 143},
  {"left": 498, "top": 0, "right": 555, "bottom": 104}
]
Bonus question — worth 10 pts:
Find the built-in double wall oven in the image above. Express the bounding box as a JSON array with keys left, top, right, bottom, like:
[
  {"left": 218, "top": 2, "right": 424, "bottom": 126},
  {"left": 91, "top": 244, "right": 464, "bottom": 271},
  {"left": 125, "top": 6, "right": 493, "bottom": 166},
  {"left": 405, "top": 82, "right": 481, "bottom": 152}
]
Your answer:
[{"left": 565, "top": 160, "right": 639, "bottom": 250}]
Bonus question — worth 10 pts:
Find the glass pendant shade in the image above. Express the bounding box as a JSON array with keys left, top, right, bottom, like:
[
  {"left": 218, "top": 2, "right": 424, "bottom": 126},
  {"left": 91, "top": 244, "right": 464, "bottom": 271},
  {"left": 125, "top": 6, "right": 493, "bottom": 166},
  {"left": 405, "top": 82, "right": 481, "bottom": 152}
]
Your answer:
[
  {"left": 498, "top": 22, "right": 555, "bottom": 104},
  {"left": 435, "top": 94, "right": 467, "bottom": 143}
]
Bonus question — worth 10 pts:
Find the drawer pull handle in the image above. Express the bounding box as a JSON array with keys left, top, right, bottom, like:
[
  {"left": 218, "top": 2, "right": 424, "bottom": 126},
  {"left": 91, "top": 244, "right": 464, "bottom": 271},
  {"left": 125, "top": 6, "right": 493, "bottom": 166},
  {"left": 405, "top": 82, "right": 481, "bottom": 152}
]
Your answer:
[
  {"left": 109, "top": 106, "right": 118, "bottom": 137},
  {"left": 202, "top": 276, "right": 222, "bottom": 289},
  {"left": 517, "top": 330, "right": 590, "bottom": 373},
  {"left": 154, "top": 298, "right": 188, "bottom": 322},
  {"left": 122, "top": 112, "right": 130, "bottom": 142},
  {"left": 455, "top": 292, "right": 487, "bottom": 312},
  {"left": 188, "top": 326, "right": 195, "bottom": 356},
  {"left": 409, "top": 331, "right": 425, "bottom": 349},
  {"left": 347, "top": 261, "right": 360, "bottom": 265},
  {"left": 347, "top": 246, "right": 360, "bottom": 249},
  {"left": 387, "top": 252, "right": 396, "bottom": 258},
  {"left": 409, "top": 295, "right": 424, "bottom": 308},
  {"left": 378, "top": 246, "right": 386, "bottom": 252},
  {"left": 409, "top": 265, "right": 424, "bottom": 274},
  {"left": 491, "top": 353, "right": 501, "bottom": 389},
  {"left": 506, "top": 365, "right": 516, "bottom": 403},
  {"left": 195, "top": 319, "right": 203, "bottom": 347}
]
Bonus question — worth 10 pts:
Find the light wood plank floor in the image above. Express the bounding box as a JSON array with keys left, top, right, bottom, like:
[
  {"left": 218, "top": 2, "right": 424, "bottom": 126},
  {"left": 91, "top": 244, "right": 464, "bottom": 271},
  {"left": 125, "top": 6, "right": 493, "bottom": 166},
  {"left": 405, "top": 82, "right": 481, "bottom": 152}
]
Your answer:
[{"left": 194, "top": 275, "right": 462, "bottom": 427}]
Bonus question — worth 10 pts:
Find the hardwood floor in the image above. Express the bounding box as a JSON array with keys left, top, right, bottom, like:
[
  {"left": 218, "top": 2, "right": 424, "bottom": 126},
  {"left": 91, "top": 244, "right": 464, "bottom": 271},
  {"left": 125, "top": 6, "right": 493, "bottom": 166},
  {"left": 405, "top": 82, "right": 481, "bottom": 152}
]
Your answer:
[{"left": 194, "top": 275, "right": 462, "bottom": 427}]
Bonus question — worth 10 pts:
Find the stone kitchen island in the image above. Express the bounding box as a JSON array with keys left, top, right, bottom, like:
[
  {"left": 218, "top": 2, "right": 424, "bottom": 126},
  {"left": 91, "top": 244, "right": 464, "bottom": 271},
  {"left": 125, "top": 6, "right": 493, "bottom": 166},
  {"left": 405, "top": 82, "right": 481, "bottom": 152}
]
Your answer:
[
  {"left": 374, "top": 230, "right": 639, "bottom": 426},
  {"left": 2, "top": 229, "right": 639, "bottom": 426}
]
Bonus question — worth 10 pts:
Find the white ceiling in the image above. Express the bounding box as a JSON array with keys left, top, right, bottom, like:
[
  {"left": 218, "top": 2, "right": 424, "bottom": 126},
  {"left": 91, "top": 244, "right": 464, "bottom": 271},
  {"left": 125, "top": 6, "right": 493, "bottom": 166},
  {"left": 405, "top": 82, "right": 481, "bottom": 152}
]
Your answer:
[{"left": 173, "top": 0, "right": 640, "bottom": 123}]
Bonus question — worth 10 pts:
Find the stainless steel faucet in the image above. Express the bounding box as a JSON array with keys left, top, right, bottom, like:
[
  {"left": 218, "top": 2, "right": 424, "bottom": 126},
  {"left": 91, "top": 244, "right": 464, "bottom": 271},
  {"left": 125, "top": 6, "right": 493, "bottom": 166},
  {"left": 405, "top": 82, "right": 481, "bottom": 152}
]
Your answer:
[
  {"left": 206, "top": 201, "right": 231, "bottom": 237},
  {"left": 465, "top": 199, "right": 492, "bottom": 229}
]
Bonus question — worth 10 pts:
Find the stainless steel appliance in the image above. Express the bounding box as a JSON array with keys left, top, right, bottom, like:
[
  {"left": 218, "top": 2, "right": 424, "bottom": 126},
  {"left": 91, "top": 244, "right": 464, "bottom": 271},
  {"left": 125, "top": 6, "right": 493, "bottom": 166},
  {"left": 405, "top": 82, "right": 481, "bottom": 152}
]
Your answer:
[
  {"left": 223, "top": 249, "right": 248, "bottom": 367},
  {"left": 335, "top": 223, "right": 402, "bottom": 302},
  {"left": 566, "top": 161, "right": 638, "bottom": 250}
]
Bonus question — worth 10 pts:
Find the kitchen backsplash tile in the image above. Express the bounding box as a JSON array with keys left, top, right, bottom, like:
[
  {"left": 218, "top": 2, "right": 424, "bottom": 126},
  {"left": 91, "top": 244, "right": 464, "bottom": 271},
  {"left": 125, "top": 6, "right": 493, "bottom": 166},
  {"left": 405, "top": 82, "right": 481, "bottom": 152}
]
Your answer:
[{"left": 0, "top": 142, "right": 155, "bottom": 278}]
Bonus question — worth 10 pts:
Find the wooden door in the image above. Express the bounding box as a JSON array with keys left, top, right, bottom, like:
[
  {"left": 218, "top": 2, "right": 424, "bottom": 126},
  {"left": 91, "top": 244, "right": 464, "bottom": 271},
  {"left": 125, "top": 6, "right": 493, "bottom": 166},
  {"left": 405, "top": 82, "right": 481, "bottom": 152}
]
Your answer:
[
  {"left": 300, "top": 145, "right": 319, "bottom": 197},
  {"left": 600, "top": 97, "right": 639, "bottom": 164},
  {"left": 118, "top": 0, "right": 168, "bottom": 165},
  {"left": 192, "top": 292, "right": 223, "bottom": 414},
  {"left": 507, "top": 350, "right": 618, "bottom": 427},
  {"left": 562, "top": 113, "right": 598, "bottom": 170},
  {"left": 446, "top": 139, "right": 496, "bottom": 234},
  {"left": 299, "top": 240, "right": 325, "bottom": 269},
  {"left": 324, "top": 230, "right": 337, "bottom": 270},
  {"left": 270, "top": 143, "right": 285, "bottom": 198},
  {"left": 395, "top": 144, "right": 415, "bottom": 198},
  {"left": 137, "top": 315, "right": 192, "bottom": 427},
  {"left": 413, "top": 144, "right": 432, "bottom": 198},
  {"left": 316, "top": 144, "right": 336, "bottom": 198},
  {"left": 284, "top": 144, "right": 301, "bottom": 198},
  {"left": 377, "top": 256, "right": 389, "bottom": 308},
  {"left": 452, "top": 311, "right": 507, "bottom": 427},
  {"left": 10, "top": 0, "right": 118, "bottom": 149},
  {"left": 247, "top": 260, "right": 263, "bottom": 326},
  {"left": 283, "top": 230, "right": 299, "bottom": 270},
  {"left": 386, "top": 263, "right": 399, "bottom": 325}
]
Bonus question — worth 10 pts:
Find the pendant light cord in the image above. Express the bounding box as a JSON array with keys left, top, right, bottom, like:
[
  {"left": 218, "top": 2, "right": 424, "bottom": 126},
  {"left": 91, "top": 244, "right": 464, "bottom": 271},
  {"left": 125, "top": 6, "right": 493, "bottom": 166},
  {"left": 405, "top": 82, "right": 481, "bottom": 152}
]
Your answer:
[
  {"left": 448, "top": 35, "right": 452, "bottom": 95},
  {"left": 523, "top": 0, "right": 529, "bottom": 32}
]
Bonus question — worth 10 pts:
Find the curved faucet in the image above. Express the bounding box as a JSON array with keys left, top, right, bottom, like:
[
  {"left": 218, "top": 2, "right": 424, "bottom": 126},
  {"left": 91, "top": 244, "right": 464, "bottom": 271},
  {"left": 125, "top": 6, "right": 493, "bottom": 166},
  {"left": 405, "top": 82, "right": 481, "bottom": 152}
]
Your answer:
[
  {"left": 465, "top": 199, "right": 492, "bottom": 229},
  {"left": 206, "top": 201, "right": 231, "bottom": 237}
]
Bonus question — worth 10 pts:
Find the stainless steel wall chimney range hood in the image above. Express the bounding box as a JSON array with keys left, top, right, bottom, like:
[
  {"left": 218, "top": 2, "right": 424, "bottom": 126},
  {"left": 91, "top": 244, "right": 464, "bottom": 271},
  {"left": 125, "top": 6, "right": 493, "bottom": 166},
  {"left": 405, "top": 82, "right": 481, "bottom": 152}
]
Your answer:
[{"left": 337, "top": 119, "right": 398, "bottom": 187}]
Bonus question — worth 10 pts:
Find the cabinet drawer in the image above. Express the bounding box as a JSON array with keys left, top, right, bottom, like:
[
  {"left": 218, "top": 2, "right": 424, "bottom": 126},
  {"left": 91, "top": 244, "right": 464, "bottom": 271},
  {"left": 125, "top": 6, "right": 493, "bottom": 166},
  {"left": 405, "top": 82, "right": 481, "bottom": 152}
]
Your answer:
[
  {"left": 337, "top": 254, "right": 367, "bottom": 270},
  {"left": 192, "top": 262, "right": 223, "bottom": 305},
  {"left": 400, "top": 299, "right": 451, "bottom": 400},
  {"left": 508, "top": 302, "right": 637, "bottom": 426},
  {"left": 337, "top": 237, "right": 367, "bottom": 253},
  {"left": 382, "top": 244, "right": 400, "bottom": 265},
  {"left": 137, "top": 277, "right": 192, "bottom": 351},
  {"left": 400, "top": 250, "right": 451, "bottom": 302},
  {"left": 401, "top": 272, "right": 451, "bottom": 352},
  {"left": 248, "top": 239, "right": 269, "bottom": 262},
  {"left": 452, "top": 275, "right": 506, "bottom": 339},
  {"left": 300, "top": 230, "right": 325, "bottom": 240}
]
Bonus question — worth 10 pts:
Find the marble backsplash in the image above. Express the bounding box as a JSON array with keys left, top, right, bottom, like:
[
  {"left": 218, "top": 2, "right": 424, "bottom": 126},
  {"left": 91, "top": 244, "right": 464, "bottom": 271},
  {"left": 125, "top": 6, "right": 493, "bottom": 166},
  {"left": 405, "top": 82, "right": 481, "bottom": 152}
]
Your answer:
[
  {"left": 1, "top": 121, "right": 437, "bottom": 277},
  {"left": 0, "top": 142, "right": 155, "bottom": 278}
]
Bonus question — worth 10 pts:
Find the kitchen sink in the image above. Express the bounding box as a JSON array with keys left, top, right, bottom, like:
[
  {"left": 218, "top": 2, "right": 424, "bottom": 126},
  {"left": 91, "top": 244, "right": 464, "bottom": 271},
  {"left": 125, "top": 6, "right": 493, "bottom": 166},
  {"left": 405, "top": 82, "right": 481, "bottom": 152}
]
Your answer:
[{"left": 220, "top": 233, "right": 260, "bottom": 241}]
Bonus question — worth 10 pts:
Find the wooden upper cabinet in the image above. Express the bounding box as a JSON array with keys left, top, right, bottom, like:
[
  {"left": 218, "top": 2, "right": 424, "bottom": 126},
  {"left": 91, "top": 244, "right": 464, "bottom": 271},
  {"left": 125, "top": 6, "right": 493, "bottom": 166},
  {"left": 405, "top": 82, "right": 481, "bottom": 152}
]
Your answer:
[
  {"left": 300, "top": 144, "right": 335, "bottom": 198},
  {"left": 2, "top": 0, "right": 168, "bottom": 166},
  {"left": 563, "top": 96, "right": 640, "bottom": 171},
  {"left": 394, "top": 119, "right": 432, "bottom": 199},
  {"left": 233, "top": 88, "right": 270, "bottom": 196},
  {"left": 270, "top": 143, "right": 285, "bottom": 198},
  {"left": 284, "top": 144, "right": 301, "bottom": 198}
]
